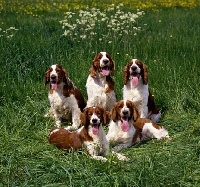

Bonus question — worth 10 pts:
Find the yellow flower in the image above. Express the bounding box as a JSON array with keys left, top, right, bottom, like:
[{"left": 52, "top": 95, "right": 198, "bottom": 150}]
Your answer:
[
  {"left": 158, "top": 20, "right": 162, "bottom": 22},
  {"left": 154, "top": 60, "right": 156, "bottom": 63},
  {"left": 170, "top": 35, "right": 173, "bottom": 38},
  {"left": 117, "top": 52, "right": 119, "bottom": 54},
  {"left": 126, "top": 54, "right": 129, "bottom": 56}
]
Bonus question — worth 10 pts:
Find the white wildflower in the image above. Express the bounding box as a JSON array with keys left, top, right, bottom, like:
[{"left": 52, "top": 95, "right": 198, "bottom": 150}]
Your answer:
[
  {"left": 90, "top": 32, "right": 96, "bottom": 35},
  {"left": 80, "top": 35, "right": 86, "bottom": 39},
  {"left": 7, "top": 34, "right": 13, "bottom": 38},
  {"left": 63, "top": 30, "right": 70, "bottom": 36},
  {"left": 137, "top": 11, "right": 144, "bottom": 16}
]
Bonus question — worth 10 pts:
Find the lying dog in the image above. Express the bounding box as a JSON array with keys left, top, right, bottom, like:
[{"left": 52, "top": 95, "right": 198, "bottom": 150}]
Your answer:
[{"left": 106, "top": 100, "right": 170, "bottom": 151}]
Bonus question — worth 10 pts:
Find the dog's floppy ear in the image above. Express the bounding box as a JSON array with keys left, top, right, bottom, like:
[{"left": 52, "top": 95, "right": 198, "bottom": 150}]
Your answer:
[
  {"left": 111, "top": 103, "right": 118, "bottom": 122},
  {"left": 80, "top": 108, "right": 88, "bottom": 127},
  {"left": 89, "top": 53, "right": 100, "bottom": 78},
  {"left": 62, "top": 68, "right": 71, "bottom": 86},
  {"left": 142, "top": 63, "right": 148, "bottom": 85},
  {"left": 107, "top": 55, "right": 115, "bottom": 76},
  {"left": 132, "top": 103, "right": 140, "bottom": 122},
  {"left": 89, "top": 66, "right": 97, "bottom": 78},
  {"left": 103, "top": 110, "right": 111, "bottom": 125},
  {"left": 44, "top": 69, "right": 50, "bottom": 86},
  {"left": 123, "top": 65, "right": 129, "bottom": 85},
  {"left": 123, "top": 60, "right": 133, "bottom": 85}
]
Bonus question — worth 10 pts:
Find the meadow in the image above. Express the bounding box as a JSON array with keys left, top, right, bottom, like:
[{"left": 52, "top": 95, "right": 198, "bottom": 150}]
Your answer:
[{"left": 0, "top": 0, "right": 200, "bottom": 186}]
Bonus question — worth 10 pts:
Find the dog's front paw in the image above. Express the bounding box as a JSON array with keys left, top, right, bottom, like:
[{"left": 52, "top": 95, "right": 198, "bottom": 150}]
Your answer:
[
  {"left": 92, "top": 156, "right": 108, "bottom": 162},
  {"left": 64, "top": 125, "right": 73, "bottom": 131},
  {"left": 64, "top": 124, "right": 79, "bottom": 131},
  {"left": 55, "top": 120, "right": 61, "bottom": 128},
  {"left": 112, "top": 151, "right": 130, "bottom": 161},
  {"left": 44, "top": 113, "right": 49, "bottom": 117}
]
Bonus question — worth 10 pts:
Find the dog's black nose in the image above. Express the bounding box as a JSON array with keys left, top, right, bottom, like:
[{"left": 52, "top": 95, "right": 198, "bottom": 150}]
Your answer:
[
  {"left": 92, "top": 119, "right": 97, "bottom": 123},
  {"left": 51, "top": 75, "right": 56, "bottom": 79},
  {"left": 131, "top": 66, "right": 137, "bottom": 71},
  {"left": 103, "top": 59, "right": 109, "bottom": 64},
  {"left": 123, "top": 111, "right": 128, "bottom": 115}
]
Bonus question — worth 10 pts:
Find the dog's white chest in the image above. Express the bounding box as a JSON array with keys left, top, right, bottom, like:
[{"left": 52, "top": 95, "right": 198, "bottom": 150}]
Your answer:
[
  {"left": 123, "top": 82, "right": 149, "bottom": 103},
  {"left": 86, "top": 75, "right": 107, "bottom": 93},
  {"left": 49, "top": 91, "right": 64, "bottom": 106},
  {"left": 85, "top": 126, "right": 109, "bottom": 155},
  {"left": 48, "top": 91, "right": 75, "bottom": 114},
  {"left": 86, "top": 75, "right": 116, "bottom": 111},
  {"left": 107, "top": 121, "right": 136, "bottom": 145}
]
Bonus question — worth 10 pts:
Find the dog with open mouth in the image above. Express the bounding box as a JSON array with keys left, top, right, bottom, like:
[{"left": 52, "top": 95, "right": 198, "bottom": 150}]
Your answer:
[
  {"left": 44, "top": 64, "right": 86, "bottom": 130},
  {"left": 123, "top": 59, "right": 161, "bottom": 123},
  {"left": 106, "top": 100, "right": 170, "bottom": 151},
  {"left": 86, "top": 52, "right": 116, "bottom": 111},
  {"left": 48, "top": 106, "right": 129, "bottom": 161}
]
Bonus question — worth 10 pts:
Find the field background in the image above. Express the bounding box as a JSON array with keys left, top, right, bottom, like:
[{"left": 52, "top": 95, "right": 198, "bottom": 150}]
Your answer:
[{"left": 1, "top": 0, "right": 200, "bottom": 186}]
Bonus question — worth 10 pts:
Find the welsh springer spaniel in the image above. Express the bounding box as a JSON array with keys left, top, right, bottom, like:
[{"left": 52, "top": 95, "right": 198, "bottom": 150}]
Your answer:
[
  {"left": 106, "top": 100, "right": 170, "bottom": 151},
  {"left": 44, "top": 64, "right": 86, "bottom": 130},
  {"left": 123, "top": 59, "right": 161, "bottom": 123},
  {"left": 48, "top": 106, "right": 128, "bottom": 161},
  {"left": 86, "top": 52, "right": 116, "bottom": 111}
]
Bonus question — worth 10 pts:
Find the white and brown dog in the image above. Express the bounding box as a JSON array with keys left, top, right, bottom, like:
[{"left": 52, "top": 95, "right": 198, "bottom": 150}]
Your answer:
[
  {"left": 86, "top": 52, "right": 116, "bottom": 111},
  {"left": 123, "top": 59, "right": 161, "bottom": 123},
  {"left": 48, "top": 106, "right": 128, "bottom": 161},
  {"left": 106, "top": 100, "right": 170, "bottom": 151},
  {"left": 44, "top": 64, "right": 86, "bottom": 130}
]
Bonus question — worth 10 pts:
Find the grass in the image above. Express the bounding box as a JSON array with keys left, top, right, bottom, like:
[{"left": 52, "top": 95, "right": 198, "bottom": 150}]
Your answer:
[{"left": 1, "top": 0, "right": 200, "bottom": 186}]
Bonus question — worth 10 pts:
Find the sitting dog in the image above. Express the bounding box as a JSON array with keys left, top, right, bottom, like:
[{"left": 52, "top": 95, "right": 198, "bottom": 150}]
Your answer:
[
  {"left": 44, "top": 64, "right": 86, "bottom": 130},
  {"left": 48, "top": 106, "right": 128, "bottom": 161},
  {"left": 106, "top": 100, "right": 170, "bottom": 151},
  {"left": 86, "top": 52, "right": 117, "bottom": 111},
  {"left": 123, "top": 59, "right": 161, "bottom": 123}
]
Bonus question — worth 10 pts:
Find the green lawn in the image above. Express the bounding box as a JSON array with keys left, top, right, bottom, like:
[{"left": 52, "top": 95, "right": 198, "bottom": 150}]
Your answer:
[{"left": 0, "top": 1, "right": 200, "bottom": 186}]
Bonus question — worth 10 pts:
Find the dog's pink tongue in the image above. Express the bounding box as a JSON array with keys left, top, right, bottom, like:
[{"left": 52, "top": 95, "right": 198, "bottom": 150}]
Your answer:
[
  {"left": 131, "top": 76, "right": 138, "bottom": 86},
  {"left": 51, "top": 83, "right": 57, "bottom": 90},
  {"left": 102, "top": 70, "right": 110, "bottom": 76},
  {"left": 121, "top": 119, "right": 129, "bottom": 132},
  {"left": 92, "top": 125, "right": 99, "bottom": 135}
]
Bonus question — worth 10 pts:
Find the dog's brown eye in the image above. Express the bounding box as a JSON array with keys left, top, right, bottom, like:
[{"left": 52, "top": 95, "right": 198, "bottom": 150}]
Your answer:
[{"left": 127, "top": 105, "right": 131, "bottom": 109}]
